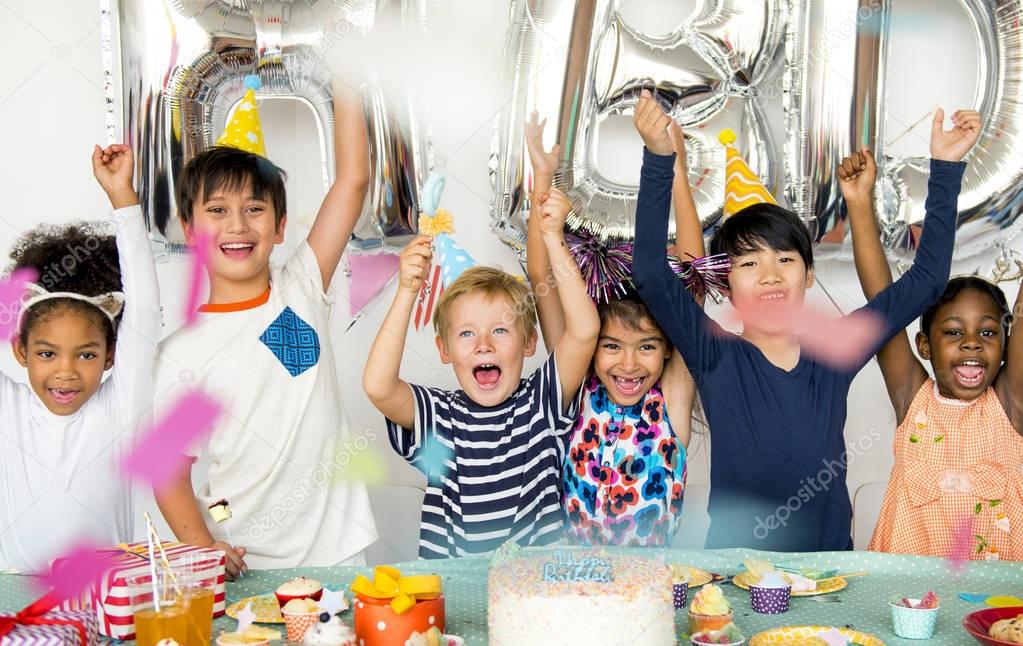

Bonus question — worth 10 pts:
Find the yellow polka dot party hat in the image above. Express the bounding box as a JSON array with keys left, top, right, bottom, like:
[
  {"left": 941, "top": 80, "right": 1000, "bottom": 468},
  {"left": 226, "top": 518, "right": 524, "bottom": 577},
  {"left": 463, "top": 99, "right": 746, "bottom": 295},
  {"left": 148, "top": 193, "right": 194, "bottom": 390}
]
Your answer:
[
  {"left": 719, "top": 128, "right": 776, "bottom": 218},
  {"left": 216, "top": 74, "right": 266, "bottom": 157}
]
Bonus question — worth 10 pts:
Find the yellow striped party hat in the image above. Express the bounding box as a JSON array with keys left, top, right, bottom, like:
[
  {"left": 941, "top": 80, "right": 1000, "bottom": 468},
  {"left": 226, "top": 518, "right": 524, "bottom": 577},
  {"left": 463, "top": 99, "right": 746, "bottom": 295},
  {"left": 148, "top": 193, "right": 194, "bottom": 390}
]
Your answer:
[
  {"left": 720, "top": 129, "right": 776, "bottom": 218},
  {"left": 216, "top": 75, "right": 266, "bottom": 157}
]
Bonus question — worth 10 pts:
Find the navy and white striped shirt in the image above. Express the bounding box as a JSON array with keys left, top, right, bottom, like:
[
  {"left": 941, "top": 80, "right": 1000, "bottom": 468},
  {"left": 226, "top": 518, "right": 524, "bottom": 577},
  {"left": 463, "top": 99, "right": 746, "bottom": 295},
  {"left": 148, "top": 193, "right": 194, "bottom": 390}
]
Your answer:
[{"left": 386, "top": 353, "right": 578, "bottom": 559}]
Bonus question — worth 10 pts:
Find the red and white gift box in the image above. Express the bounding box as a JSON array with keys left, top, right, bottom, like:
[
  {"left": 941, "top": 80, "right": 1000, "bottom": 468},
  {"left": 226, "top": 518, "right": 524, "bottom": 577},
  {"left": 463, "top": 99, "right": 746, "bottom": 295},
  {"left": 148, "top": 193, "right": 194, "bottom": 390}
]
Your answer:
[
  {"left": 0, "top": 599, "right": 99, "bottom": 645},
  {"left": 56, "top": 542, "right": 226, "bottom": 640}
]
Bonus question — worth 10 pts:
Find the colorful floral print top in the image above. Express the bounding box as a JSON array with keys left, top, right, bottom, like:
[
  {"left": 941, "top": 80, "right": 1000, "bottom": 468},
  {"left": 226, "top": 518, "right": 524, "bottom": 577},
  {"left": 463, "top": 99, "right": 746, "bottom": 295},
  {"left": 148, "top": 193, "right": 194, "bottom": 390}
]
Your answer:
[{"left": 562, "top": 375, "right": 687, "bottom": 546}]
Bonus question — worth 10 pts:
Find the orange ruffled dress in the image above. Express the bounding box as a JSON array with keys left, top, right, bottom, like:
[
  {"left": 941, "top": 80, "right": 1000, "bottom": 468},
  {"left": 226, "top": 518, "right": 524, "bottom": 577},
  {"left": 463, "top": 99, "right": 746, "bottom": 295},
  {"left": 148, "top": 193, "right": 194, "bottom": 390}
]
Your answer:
[{"left": 870, "top": 379, "right": 1023, "bottom": 560}]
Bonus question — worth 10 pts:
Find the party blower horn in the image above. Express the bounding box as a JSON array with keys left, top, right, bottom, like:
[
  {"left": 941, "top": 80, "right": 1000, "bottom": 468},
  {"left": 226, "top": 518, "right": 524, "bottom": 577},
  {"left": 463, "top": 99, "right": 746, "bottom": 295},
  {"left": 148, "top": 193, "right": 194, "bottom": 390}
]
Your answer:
[{"left": 413, "top": 173, "right": 477, "bottom": 329}]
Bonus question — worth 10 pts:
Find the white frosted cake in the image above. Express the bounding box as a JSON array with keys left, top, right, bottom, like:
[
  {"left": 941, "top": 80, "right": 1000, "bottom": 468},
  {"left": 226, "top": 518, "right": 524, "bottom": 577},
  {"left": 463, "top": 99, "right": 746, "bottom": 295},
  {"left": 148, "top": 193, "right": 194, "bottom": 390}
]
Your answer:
[{"left": 488, "top": 549, "right": 675, "bottom": 645}]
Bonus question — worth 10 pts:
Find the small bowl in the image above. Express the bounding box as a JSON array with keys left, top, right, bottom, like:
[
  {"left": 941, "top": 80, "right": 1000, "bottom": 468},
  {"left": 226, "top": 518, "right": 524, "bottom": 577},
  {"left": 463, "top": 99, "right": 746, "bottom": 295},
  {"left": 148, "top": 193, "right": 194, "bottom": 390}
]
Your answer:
[
  {"left": 690, "top": 632, "right": 745, "bottom": 646},
  {"left": 963, "top": 606, "right": 1023, "bottom": 645},
  {"left": 890, "top": 597, "right": 939, "bottom": 640}
]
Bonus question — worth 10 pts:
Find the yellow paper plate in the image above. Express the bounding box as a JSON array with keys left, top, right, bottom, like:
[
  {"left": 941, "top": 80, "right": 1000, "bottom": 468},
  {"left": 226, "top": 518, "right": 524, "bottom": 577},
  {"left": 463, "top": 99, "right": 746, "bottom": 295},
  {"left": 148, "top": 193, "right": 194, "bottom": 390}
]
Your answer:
[
  {"left": 225, "top": 595, "right": 284, "bottom": 624},
  {"left": 749, "top": 626, "right": 885, "bottom": 645},
  {"left": 671, "top": 564, "right": 714, "bottom": 588},
  {"left": 731, "top": 571, "right": 847, "bottom": 596}
]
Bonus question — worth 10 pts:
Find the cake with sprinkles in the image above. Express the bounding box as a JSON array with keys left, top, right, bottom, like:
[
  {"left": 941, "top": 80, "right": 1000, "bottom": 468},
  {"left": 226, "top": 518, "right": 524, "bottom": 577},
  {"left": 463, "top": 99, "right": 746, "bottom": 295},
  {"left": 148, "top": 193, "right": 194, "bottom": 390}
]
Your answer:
[{"left": 487, "top": 547, "right": 675, "bottom": 645}]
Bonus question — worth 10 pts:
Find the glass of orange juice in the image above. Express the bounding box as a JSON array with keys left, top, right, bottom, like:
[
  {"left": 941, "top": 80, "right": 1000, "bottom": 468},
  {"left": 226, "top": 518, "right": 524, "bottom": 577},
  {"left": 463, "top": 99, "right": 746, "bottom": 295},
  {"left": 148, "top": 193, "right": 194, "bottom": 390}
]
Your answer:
[
  {"left": 127, "top": 569, "right": 191, "bottom": 646},
  {"left": 173, "top": 554, "right": 221, "bottom": 646}
]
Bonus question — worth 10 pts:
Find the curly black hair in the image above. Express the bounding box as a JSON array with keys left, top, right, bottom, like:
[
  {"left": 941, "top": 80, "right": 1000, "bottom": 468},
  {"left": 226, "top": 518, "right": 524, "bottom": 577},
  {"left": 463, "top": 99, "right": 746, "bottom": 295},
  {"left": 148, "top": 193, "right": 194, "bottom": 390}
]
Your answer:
[
  {"left": 920, "top": 275, "right": 1011, "bottom": 339},
  {"left": 7, "top": 221, "right": 122, "bottom": 348}
]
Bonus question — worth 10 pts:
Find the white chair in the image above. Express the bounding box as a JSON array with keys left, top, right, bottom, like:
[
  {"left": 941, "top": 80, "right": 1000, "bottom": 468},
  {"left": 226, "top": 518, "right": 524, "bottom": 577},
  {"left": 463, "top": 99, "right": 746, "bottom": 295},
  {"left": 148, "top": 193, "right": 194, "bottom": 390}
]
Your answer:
[
  {"left": 364, "top": 484, "right": 426, "bottom": 565},
  {"left": 851, "top": 481, "right": 888, "bottom": 550}
]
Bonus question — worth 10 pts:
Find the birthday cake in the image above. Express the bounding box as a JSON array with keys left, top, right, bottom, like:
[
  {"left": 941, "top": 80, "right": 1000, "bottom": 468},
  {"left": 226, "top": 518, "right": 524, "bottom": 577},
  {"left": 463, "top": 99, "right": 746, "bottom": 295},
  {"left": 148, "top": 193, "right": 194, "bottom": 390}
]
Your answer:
[{"left": 487, "top": 548, "right": 674, "bottom": 645}]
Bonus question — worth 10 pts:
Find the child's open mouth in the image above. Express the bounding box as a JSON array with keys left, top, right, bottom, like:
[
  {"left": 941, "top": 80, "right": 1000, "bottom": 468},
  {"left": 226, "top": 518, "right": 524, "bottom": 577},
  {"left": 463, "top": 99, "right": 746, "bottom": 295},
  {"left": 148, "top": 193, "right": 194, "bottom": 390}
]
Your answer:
[
  {"left": 220, "top": 242, "right": 255, "bottom": 259},
  {"left": 48, "top": 388, "right": 80, "bottom": 406},
  {"left": 473, "top": 364, "right": 501, "bottom": 390},
  {"left": 611, "top": 376, "right": 645, "bottom": 397},
  {"left": 952, "top": 359, "right": 985, "bottom": 388}
]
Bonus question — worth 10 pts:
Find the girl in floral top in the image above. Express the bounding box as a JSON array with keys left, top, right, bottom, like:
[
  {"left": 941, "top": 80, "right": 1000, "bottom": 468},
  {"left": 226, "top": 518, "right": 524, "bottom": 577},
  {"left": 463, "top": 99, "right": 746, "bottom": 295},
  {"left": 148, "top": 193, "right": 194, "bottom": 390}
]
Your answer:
[
  {"left": 840, "top": 146, "right": 1023, "bottom": 560},
  {"left": 524, "top": 112, "right": 705, "bottom": 546}
]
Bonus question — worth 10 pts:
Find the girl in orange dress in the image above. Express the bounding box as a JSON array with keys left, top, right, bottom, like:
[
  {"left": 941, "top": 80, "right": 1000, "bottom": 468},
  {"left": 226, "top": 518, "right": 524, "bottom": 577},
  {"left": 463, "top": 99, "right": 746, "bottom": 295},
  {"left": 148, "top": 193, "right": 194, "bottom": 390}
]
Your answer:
[{"left": 839, "top": 138, "right": 1023, "bottom": 560}]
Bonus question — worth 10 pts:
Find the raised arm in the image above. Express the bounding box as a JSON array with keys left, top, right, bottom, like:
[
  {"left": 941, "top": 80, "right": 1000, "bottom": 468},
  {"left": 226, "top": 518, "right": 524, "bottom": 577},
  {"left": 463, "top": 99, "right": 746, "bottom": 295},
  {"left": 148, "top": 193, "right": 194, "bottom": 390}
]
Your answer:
[
  {"left": 362, "top": 235, "right": 432, "bottom": 430},
  {"left": 854, "top": 109, "right": 978, "bottom": 376},
  {"left": 91, "top": 145, "right": 162, "bottom": 428},
  {"left": 538, "top": 189, "right": 600, "bottom": 412},
  {"left": 839, "top": 148, "right": 926, "bottom": 421},
  {"left": 996, "top": 278, "right": 1023, "bottom": 434},
  {"left": 631, "top": 90, "right": 726, "bottom": 379},
  {"left": 669, "top": 122, "right": 706, "bottom": 263},
  {"left": 524, "top": 112, "right": 566, "bottom": 351},
  {"left": 307, "top": 82, "right": 371, "bottom": 289}
]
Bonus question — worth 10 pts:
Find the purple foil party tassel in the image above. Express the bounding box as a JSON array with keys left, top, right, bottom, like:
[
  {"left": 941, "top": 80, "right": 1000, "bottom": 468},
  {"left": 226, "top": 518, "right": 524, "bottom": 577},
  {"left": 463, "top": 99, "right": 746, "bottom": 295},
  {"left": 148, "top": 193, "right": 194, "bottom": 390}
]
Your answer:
[
  {"left": 566, "top": 229, "right": 634, "bottom": 304},
  {"left": 669, "top": 252, "right": 731, "bottom": 304}
]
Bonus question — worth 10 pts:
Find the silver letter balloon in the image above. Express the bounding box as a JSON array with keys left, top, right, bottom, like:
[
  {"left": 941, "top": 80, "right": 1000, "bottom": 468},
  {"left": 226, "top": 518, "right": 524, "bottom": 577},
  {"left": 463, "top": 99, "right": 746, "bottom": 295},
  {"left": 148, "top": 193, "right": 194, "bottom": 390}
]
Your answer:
[
  {"left": 492, "top": 0, "right": 1023, "bottom": 261},
  {"left": 104, "top": 0, "right": 431, "bottom": 255}
]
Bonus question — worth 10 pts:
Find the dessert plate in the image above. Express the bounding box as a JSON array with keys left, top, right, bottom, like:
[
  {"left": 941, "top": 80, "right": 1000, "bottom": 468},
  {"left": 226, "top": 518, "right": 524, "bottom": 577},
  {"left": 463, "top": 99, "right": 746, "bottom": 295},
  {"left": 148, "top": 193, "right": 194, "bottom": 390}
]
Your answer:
[
  {"left": 749, "top": 626, "right": 884, "bottom": 645},
  {"left": 225, "top": 595, "right": 284, "bottom": 624},
  {"left": 732, "top": 572, "right": 847, "bottom": 596},
  {"left": 672, "top": 564, "right": 714, "bottom": 588}
]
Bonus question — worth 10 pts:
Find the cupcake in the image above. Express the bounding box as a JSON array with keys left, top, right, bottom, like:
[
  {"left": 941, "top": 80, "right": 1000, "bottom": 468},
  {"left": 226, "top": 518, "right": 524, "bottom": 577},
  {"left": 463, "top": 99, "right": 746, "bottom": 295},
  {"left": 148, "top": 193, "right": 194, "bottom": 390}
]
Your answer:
[
  {"left": 276, "top": 576, "right": 324, "bottom": 608},
  {"left": 688, "top": 584, "right": 733, "bottom": 634},
  {"left": 303, "top": 613, "right": 357, "bottom": 646},
  {"left": 282, "top": 598, "right": 323, "bottom": 642}
]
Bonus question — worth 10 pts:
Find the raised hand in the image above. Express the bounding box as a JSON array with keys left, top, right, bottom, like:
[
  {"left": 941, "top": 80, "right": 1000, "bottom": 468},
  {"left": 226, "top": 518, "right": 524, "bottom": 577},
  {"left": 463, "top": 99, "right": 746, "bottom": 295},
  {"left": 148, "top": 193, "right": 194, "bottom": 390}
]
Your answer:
[
  {"left": 669, "top": 121, "right": 688, "bottom": 173},
  {"left": 398, "top": 235, "right": 434, "bottom": 293},
  {"left": 525, "top": 111, "right": 561, "bottom": 180},
  {"left": 837, "top": 148, "right": 877, "bottom": 206},
  {"left": 930, "top": 108, "right": 982, "bottom": 162},
  {"left": 633, "top": 89, "right": 674, "bottom": 156},
  {"left": 92, "top": 144, "right": 138, "bottom": 209},
  {"left": 538, "top": 188, "right": 572, "bottom": 238}
]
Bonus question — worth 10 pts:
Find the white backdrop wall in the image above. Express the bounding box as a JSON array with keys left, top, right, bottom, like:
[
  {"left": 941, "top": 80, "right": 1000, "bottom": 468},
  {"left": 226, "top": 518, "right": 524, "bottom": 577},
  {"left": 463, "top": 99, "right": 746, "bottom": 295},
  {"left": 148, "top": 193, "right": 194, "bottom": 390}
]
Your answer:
[{"left": 0, "top": 0, "right": 1019, "bottom": 559}]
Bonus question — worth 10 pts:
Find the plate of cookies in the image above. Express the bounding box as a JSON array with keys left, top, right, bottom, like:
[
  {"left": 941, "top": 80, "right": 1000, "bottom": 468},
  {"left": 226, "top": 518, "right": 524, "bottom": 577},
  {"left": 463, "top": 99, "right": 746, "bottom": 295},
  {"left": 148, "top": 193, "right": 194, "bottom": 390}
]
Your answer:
[{"left": 963, "top": 606, "right": 1023, "bottom": 645}]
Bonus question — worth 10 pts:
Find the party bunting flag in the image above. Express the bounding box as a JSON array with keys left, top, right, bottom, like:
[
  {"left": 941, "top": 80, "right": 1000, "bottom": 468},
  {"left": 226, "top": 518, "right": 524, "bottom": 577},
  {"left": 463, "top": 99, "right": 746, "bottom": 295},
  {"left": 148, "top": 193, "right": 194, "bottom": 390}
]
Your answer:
[{"left": 348, "top": 252, "right": 400, "bottom": 317}]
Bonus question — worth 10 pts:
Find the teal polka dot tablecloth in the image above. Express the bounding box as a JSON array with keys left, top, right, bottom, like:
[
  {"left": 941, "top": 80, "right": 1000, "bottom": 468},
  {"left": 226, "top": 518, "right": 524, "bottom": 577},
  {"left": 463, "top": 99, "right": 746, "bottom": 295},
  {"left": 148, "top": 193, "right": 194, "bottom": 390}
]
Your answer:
[{"left": 1, "top": 548, "right": 1021, "bottom": 644}]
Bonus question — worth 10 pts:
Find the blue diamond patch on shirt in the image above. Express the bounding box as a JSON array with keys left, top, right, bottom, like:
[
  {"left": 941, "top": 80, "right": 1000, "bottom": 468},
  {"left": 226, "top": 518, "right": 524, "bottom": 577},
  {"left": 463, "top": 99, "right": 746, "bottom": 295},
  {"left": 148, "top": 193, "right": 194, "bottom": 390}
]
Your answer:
[{"left": 259, "top": 307, "right": 320, "bottom": 377}]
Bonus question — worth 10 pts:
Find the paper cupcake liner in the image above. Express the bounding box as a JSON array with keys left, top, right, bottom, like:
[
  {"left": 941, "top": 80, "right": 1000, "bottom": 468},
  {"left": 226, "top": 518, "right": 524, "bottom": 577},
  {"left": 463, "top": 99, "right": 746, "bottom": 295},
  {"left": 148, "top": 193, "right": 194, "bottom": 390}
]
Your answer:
[
  {"left": 890, "top": 600, "right": 938, "bottom": 639},
  {"left": 673, "top": 582, "right": 689, "bottom": 610},
  {"left": 687, "top": 610, "right": 733, "bottom": 634},
  {"left": 282, "top": 611, "right": 320, "bottom": 642},
  {"left": 749, "top": 585, "right": 791, "bottom": 614}
]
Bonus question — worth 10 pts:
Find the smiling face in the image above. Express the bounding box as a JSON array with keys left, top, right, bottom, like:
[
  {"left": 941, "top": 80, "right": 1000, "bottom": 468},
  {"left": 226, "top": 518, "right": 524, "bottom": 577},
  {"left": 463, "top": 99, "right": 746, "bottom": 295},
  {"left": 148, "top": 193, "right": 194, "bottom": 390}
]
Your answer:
[
  {"left": 435, "top": 292, "right": 537, "bottom": 407},
  {"left": 592, "top": 315, "right": 670, "bottom": 406},
  {"left": 918, "top": 287, "right": 1006, "bottom": 400},
  {"left": 727, "top": 245, "right": 814, "bottom": 337},
  {"left": 184, "top": 180, "right": 286, "bottom": 293},
  {"left": 13, "top": 308, "right": 113, "bottom": 415}
]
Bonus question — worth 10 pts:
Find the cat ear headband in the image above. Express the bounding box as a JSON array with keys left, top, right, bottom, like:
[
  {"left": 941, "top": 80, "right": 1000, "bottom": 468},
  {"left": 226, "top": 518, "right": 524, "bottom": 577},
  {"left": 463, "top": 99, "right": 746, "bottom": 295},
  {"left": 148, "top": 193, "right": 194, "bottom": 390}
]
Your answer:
[{"left": 18, "top": 283, "right": 125, "bottom": 328}]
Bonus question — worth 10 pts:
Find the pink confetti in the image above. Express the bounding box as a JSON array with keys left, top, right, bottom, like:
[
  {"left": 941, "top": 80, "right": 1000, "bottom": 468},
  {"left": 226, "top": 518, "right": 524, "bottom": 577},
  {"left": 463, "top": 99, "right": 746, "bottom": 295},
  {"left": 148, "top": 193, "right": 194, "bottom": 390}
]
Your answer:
[
  {"left": 35, "top": 542, "right": 119, "bottom": 603},
  {"left": 948, "top": 515, "right": 973, "bottom": 572},
  {"left": 0, "top": 268, "right": 39, "bottom": 339},
  {"left": 727, "top": 298, "right": 883, "bottom": 369},
  {"left": 797, "top": 307, "right": 884, "bottom": 369},
  {"left": 184, "top": 228, "right": 213, "bottom": 327},
  {"left": 121, "top": 389, "right": 223, "bottom": 491}
]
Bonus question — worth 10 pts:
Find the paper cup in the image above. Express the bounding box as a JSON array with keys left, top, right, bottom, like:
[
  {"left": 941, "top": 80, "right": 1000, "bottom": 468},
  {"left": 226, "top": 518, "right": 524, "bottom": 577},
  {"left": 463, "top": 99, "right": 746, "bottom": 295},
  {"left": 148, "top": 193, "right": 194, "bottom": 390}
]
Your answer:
[
  {"left": 687, "top": 610, "right": 733, "bottom": 634},
  {"left": 673, "top": 582, "right": 689, "bottom": 610},
  {"left": 282, "top": 610, "right": 321, "bottom": 642},
  {"left": 749, "top": 584, "right": 791, "bottom": 614},
  {"left": 890, "top": 598, "right": 938, "bottom": 640}
]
